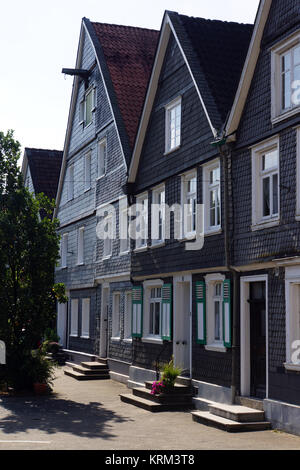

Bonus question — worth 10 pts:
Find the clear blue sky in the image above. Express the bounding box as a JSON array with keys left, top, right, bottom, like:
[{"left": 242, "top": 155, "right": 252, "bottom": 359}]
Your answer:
[{"left": 0, "top": 0, "right": 260, "bottom": 156}]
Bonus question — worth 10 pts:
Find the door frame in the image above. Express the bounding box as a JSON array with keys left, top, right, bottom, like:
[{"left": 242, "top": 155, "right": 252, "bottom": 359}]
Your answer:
[
  {"left": 100, "top": 283, "right": 109, "bottom": 358},
  {"left": 240, "top": 275, "right": 268, "bottom": 398},
  {"left": 173, "top": 274, "right": 192, "bottom": 378}
]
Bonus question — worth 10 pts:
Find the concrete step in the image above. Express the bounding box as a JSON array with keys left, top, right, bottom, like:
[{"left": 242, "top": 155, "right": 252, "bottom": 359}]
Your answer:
[
  {"left": 208, "top": 403, "right": 265, "bottom": 423},
  {"left": 191, "top": 411, "right": 272, "bottom": 433},
  {"left": 120, "top": 393, "right": 194, "bottom": 412},
  {"left": 80, "top": 362, "right": 108, "bottom": 371},
  {"left": 144, "top": 381, "right": 191, "bottom": 394},
  {"left": 64, "top": 368, "right": 110, "bottom": 381},
  {"left": 132, "top": 387, "right": 193, "bottom": 404},
  {"left": 192, "top": 397, "right": 215, "bottom": 411},
  {"left": 72, "top": 364, "right": 109, "bottom": 375},
  {"left": 236, "top": 396, "right": 264, "bottom": 411}
]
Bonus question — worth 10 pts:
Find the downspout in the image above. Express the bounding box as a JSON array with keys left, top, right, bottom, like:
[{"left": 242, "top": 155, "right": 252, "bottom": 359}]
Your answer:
[{"left": 213, "top": 137, "right": 239, "bottom": 404}]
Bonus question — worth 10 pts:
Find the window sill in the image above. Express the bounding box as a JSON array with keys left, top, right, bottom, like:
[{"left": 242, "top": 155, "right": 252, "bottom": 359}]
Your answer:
[
  {"left": 122, "top": 338, "right": 132, "bottom": 344},
  {"left": 284, "top": 362, "right": 300, "bottom": 372},
  {"left": 111, "top": 337, "right": 121, "bottom": 342},
  {"left": 102, "top": 255, "right": 112, "bottom": 261},
  {"left": 178, "top": 233, "right": 196, "bottom": 243},
  {"left": 76, "top": 263, "right": 85, "bottom": 267},
  {"left": 272, "top": 107, "right": 300, "bottom": 125},
  {"left": 80, "top": 336, "right": 90, "bottom": 339},
  {"left": 204, "top": 227, "right": 222, "bottom": 237},
  {"left": 134, "top": 246, "right": 148, "bottom": 253},
  {"left": 164, "top": 145, "right": 181, "bottom": 156},
  {"left": 120, "top": 250, "right": 130, "bottom": 256},
  {"left": 251, "top": 218, "right": 280, "bottom": 231},
  {"left": 69, "top": 334, "right": 78, "bottom": 338},
  {"left": 150, "top": 241, "right": 165, "bottom": 249},
  {"left": 96, "top": 174, "right": 106, "bottom": 181},
  {"left": 84, "top": 187, "right": 91, "bottom": 193},
  {"left": 142, "top": 337, "right": 164, "bottom": 345},
  {"left": 205, "top": 343, "right": 227, "bottom": 353}
]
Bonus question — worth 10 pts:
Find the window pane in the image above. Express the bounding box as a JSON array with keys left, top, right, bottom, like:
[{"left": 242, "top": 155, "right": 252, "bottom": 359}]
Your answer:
[
  {"left": 98, "top": 141, "right": 106, "bottom": 177},
  {"left": 155, "top": 302, "right": 160, "bottom": 335},
  {"left": 282, "top": 52, "right": 291, "bottom": 72},
  {"left": 272, "top": 173, "right": 279, "bottom": 215},
  {"left": 282, "top": 70, "right": 291, "bottom": 109},
  {"left": 85, "top": 91, "right": 93, "bottom": 125},
  {"left": 294, "top": 46, "right": 300, "bottom": 66},
  {"left": 262, "top": 150, "right": 278, "bottom": 170},
  {"left": 263, "top": 177, "right": 270, "bottom": 217},
  {"left": 149, "top": 303, "right": 154, "bottom": 334},
  {"left": 214, "top": 301, "right": 220, "bottom": 341}
]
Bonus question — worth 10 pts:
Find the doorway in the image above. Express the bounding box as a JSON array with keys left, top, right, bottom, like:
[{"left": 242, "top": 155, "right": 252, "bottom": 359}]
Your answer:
[
  {"left": 240, "top": 275, "right": 268, "bottom": 399},
  {"left": 173, "top": 276, "right": 191, "bottom": 376},
  {"left": 100, "top": 286, "right": 109, "bottom": 358}
]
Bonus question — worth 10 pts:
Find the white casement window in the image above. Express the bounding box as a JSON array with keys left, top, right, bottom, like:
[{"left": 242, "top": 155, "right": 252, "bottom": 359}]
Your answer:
[
  {"left": 296, "top": 127, "right": 300, "bottom": 219},
  {"left": 67, "top": 164, "right": 74, "bottom": 201},
  {"left": 70, "top": 299, "right": 79, "bottom": 336},
  {"left": 271, "top": 32, "right": 300, "bottom": 123},
  {"left": 77, "top": 227, "right": 84, "bottom": 265},
  {"left": 80, "top": 86, "right": 96, "bottom": 127},
  {"left": 81, "top": 298, "right": 90, "bottom": 338},
  {"left": 98, "top": 138, "right": 106, "bottom": 178},
  {"left": 61, "top": 233, "right": 68, "bottom": 268},
  {"left": 84, "top": 152, "right": 91, "bottom": 191},
  {"left": 135, "top": 193, "right": 148, "bottom": 250},
  {"left": 251, "top": 137, "right": 280, "bottom": 230},
  {"left": 124, "top": 291, "right": 132, "bottom": 341},
  {"left": 112, "top": 292, "right": 121, "bottom": 339},
  {"left": 119, "top": 197, "right": 129, "bottom": 254},
  {"left": 203, "top": 160, "right": 221, "bottom": 234},
  {"left": 165, "top": 97, "right": 181, "bottom": 153},
  {"left": 204, "top": 274, "right": 226, "bottom": 352},
  {"left": 151, "top": 185, "right": 165, "bottom": 245},
  {"left": 149, "top": 287, "right": 162, "bottom": 336},
  {"left": 103, "top": 214, "right": 113, "bottom": 259},
  {"left": 181, "top": 170, "right": 197, "bottom": 239},
  {"left": 142, "top": 280, "right": 164, "bottom": 342},
  {"left": 285, "top": 267, "right": 300, "bottom": 371}
]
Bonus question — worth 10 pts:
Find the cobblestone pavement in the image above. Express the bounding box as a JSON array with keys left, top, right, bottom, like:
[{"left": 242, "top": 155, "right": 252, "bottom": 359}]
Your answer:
[{"left": 0, "top": 367, "right": 299, "bottom": 450}]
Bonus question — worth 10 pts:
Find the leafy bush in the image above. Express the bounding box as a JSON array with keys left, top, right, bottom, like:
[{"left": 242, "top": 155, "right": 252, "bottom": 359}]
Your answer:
[{"left": 161, "top": 356, "right": 182, "bottom": 389}]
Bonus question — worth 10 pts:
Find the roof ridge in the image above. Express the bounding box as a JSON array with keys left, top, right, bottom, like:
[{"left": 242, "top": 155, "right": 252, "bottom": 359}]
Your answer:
[
  {"left": 25, "top": 147, "right": 63, "bottom": 153},
  {"left": 175, "top": 11, "right": 253, "bottom": 27},
  {"left": 90, "top": 20, "right": 158, "bottom": 33}
]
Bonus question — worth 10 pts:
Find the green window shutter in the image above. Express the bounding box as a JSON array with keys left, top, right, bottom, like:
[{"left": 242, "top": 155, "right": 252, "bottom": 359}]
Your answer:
[
  {"left": 132, "top": 286, "right": 143, "bottom": 338},
  {"left": 196, "top": 281, "right": 206, "bottom": 344},
  {"left": 161, "top": 284, "right": 172, "bottom": 341},
  {"left": 223, "top": 279, "right": 232, "bottom": 348}
]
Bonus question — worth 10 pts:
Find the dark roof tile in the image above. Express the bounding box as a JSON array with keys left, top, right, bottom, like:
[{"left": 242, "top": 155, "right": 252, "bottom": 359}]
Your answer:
[{"left": 25, "top": 148, "right": 63, "bottom": 201}]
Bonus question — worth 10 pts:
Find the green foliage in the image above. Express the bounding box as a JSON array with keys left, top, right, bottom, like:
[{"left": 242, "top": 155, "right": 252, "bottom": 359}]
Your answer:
[
  {"left": 28, "top": 350, "right": 56, "bottom": 387},
  {"left": 0, "top": 130, "right": 66, "bottom": 390},
  {"left": 44, "top": 327, "right": 60, "bottom": 343},
  {"left": 160, "top": 356, "right": 182, "bottom": 389}
]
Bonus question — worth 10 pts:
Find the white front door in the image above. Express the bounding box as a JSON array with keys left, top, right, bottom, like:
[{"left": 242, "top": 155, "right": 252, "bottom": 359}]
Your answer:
[
  {"left": 173, "top": 277, "right": 191, "bottom": 376},
  {"left": 100, "top": 286, "right": 109, "bottom": 358}
]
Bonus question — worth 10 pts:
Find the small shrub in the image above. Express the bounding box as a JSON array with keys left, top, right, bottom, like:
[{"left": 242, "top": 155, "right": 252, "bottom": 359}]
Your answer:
[{"left": 161, "top": 356, "right": 182, "bottom": 390}]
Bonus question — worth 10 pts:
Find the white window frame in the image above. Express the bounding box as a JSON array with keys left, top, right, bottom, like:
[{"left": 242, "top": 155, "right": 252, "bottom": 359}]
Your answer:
[
  {"left": 112, "top": 292, "right": 121, "bottom": 340},
  {"left": 135, "top": 192, "right": 148, "bottom": 250},
  {"left": 203, "top": 159, "right": 221, "bottom": 235},
  {"left": 181, "top": 170, "right": 197, "bottom": 239},
  {"left": 103, "top": 214, "right": 113, "bottom": 259},
  {"left": 67, "top": 164, "right": 74, "bottom": 201},
  {"left": 119, "top": 197, "right": 129, "bottom": 255},
  {"left": 165, "top": 96, "right": 182, "bottom": 154},
  {"left": 151, "top": 184, "right": 165, "bottom": 246},
  {"left": 81, "top": 298, "right": 90, "bottom": 339},
  {"left": 251, "top": 136, "right": 280, "bottom": 231},
  {"left": 296, "top": 127, "right": 300, "bottom": 219},
  {"left": 97, "top": 138, "right": 106, "bottom": 179},
  {"left": 142, "top": 279, "right": 164, "bottom": 344},
  {"left": 80, "top": 85, "right": 96, "bottom": 128},
  {"left": 271, "top": 31, "right": 300, "bottom": 124},
  {"left": 204, "top": 273, "right": 227, "bottom": 353},
  {"left": 284, "top": 266, "right": 300, "bottom": 371},
  {"left": 77, "top": 227, "right": 84, "bottom": 265},
  {"left": 124, "top": 291, "right": 132, "bottom": 342},
  {"left": 61, "top": 233, "right": 68, "bottom": 268},
  {"left": 70, "top": 299, "right": 79, "bottom": 337},
  {"left": 84, "top": 152, "right": 91, "bottom": 192}
]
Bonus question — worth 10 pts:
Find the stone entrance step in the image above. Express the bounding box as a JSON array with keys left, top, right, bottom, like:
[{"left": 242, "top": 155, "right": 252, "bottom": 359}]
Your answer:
[
  {"left": 235, "top": 396, "right": 264, "bottom": 411},
  {"left": 120, "top": 379, "right": 194, "bottom": 413},
  {"left": 192, "top": 401, "right": 271, "bottom": 432},
  {"left": 64, "top": 359, "right": 110, "bottom": 381}
]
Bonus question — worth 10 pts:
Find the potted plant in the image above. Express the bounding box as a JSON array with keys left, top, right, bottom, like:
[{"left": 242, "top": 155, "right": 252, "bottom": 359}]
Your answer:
[
  {"left": 151, "top": 356, "right": 182, "bottom": 395},
  {"left": 30, "top": 350, "right": 56, "bottom": 395}
]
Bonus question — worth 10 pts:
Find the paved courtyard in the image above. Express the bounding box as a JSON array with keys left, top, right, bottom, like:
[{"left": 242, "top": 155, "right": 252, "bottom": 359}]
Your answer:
[{"left": 0, "top": 367, "right": 299, "bottom": 450}]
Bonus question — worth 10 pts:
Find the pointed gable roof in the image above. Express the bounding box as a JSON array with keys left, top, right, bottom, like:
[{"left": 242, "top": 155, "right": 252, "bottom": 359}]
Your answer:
[
  {"left": 128, "top": 10, "right": 254, "bottom": 182},
  {"left": 23, "top": 148, "right": 63, "bottom": 200},
  {"left": 91, "top": 22, "right": 159, "bottom": 151}
]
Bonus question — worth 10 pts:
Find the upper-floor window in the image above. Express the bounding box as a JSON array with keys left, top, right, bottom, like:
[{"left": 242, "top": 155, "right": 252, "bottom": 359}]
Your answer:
[
  {"left": 67, "top": 164, "right": 74, "bottom": 201},
  {"left": 251, "top": 137, "right": 280, "bottom": 230},
  {"left": 112, "top": 292, "right": 121, "bottom": 339},
  {"left": 203, "top": 160, "right": 221, "bottom": 234},
  {"left": 135, "top": 193, "right": 148, "bottom": 250},
  {"left": 181, "top": 170, "right": 197, "bottom": 239},
  {"left": 77, "top": 227, "right": 84, "bottom": 265},
  {"left": 98, "top": 138, "right": 106, "bottom": 178},
  {"left": 61, "top": 233, "right": 68, "bottom": 268},
  {"left": 79, "top": 86, "right": 96, "bottom": 127},
  {"left": 271, "top": 33, "right": 300, "bottom": 123},
  {"left": 84, "top": 152, "right": 91, "bottom": 191},
  {"left": 119, "top": 197, "right": 129, "bottom": 254},
  {"left": 151, "top": 185, "right": 165, "bottom": 246},
  {"left": 165, "top": 97, "right": 181, "bottom": 154}
]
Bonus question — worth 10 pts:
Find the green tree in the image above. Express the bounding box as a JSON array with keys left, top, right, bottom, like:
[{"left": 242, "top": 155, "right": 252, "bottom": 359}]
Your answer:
[{"left": 0, "top": 130, "right": 66, "bottom": 390}]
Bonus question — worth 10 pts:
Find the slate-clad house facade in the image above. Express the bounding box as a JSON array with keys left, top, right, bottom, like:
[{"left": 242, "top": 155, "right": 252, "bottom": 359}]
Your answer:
[
  {"left": 127, "top": 11, "right": 253, "bottom": 393},
  {"left": 54, "top": 17, "right": 158, "bottom": 379}
]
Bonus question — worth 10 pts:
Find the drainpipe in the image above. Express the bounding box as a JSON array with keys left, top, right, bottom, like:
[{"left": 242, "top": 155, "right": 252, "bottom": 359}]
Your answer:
[{"left": 213, "top": 138, "right": 239, "bottom": 404}]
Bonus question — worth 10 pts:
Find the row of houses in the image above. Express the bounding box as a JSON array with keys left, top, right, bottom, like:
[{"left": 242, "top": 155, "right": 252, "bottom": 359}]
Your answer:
[{"left": 23, "top": 0, "right": 300, "bottom": 435}]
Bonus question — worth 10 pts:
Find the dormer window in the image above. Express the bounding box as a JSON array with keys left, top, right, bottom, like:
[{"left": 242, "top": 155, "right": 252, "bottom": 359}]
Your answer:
[
  {"left": 165, "top": 97, "right": 181, "bottom": 154},
  {"left": 271, "top": 32, "right": 300, "bottom": 123},
  {"left": 79, "top": 86, "right": 96, "bottom": 127}
]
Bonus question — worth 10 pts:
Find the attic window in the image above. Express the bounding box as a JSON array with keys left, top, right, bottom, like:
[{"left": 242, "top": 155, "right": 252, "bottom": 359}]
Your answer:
[
  {"left": 165, "top": 97, "right": 181, "bottom": 154},
  {"left": 79, "top": 86, "right": 96, "bottom": 127}
]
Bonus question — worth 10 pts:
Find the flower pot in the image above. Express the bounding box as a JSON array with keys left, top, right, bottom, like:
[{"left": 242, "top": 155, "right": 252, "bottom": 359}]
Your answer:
[{"left": 33, "top": 382, "right": 48, "bottom": 395}]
